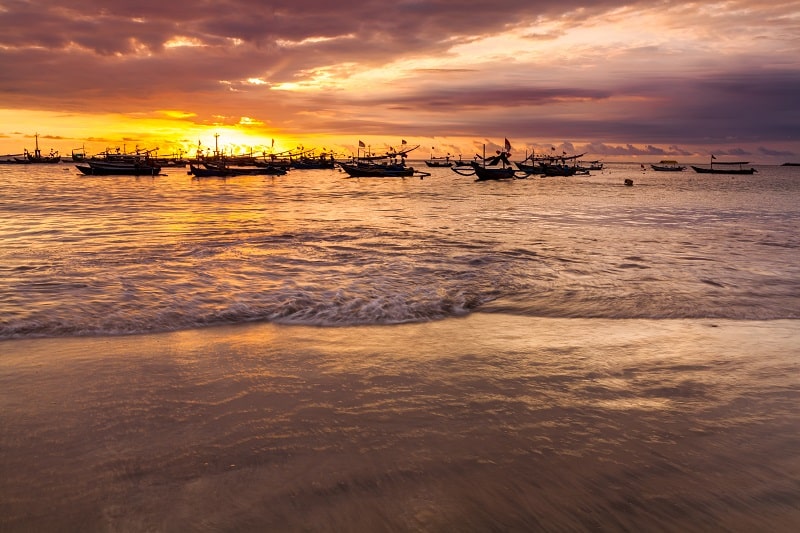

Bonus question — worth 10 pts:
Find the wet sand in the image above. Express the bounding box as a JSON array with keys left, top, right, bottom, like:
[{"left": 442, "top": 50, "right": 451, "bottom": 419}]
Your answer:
[{"left": 1, "top": 315, "right": 799, "bottom": 532}]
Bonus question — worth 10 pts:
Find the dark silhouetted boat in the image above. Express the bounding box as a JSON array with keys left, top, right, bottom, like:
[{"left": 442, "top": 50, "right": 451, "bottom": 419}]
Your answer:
[
  {"left": 338, "top": 140, "right": 420, "bottom": 177},
  {"left": 576, "top": 160, "right": 604, "bottom": 171},
  {"left": 691, "top": 156, "right": 756, "bottom": 175},
  {"left": 76, "top": 147, "right": 161, "bottom": 175},
  {"left": 452, "top": 139, "right": 525, "bottom": 180},
  {"left": 515, "top": 149, "right": 587, "bottom": 176},
  {"left": 424, "top": 148, "right": 453, "bottom": 167},
  {"left": 651, "top": 160, "right": 686, "bottom": 171},
  {"left": 290, "top": 150, "right": 336, "bottom": 169},
  {"left": 189, "top": 161, "right": 287, "bottom": 177},
  {"left": 424, "top": 157, "right": 453, "bottom": 168},
  {"left": 77, "top": 159, "right": 161, "bottom": 176},
  {"left": 6, "top": 134, "right": 61, "bottom": 163}
]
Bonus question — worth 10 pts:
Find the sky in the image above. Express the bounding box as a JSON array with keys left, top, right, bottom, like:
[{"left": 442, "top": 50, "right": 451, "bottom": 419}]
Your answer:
[{"left": 1, "top": 0, "right": 799, "bottom": 163}]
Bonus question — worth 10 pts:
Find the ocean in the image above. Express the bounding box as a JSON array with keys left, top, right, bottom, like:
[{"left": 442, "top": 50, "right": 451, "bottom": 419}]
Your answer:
[{"left": 1, "top": 161, "right": 799, "bottom": 531}]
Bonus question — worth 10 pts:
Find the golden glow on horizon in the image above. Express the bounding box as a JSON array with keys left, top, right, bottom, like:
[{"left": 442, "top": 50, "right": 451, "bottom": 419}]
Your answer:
[{"left": 0, "top": 108, "right": 295, "bottom": 158}]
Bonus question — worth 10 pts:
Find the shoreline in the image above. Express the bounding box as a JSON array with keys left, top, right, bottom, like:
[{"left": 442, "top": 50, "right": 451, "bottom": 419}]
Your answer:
[{"left": 2, "top": 315, "right": 799, "bottom": 531}]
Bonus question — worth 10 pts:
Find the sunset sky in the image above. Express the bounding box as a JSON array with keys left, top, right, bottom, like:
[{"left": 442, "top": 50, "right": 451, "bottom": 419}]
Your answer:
[{"left": 1, "top": 1, "right": 799, "bottom": 162}]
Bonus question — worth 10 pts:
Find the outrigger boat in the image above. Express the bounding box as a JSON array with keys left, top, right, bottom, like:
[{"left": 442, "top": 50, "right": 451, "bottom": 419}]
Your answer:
[
  {"left": 338, "top": 161, "right": 415, "bottom": 177},
  {"left": 452, "top": 140, "right": 527, "bottom": 181},
  {"left": 424, "top": 157, "right": 453, "bottom": 168},
  {"left": 338, "top": 140, "right": 427, "bottom": 178},
  {"left": 290, "top": 150, "right": 337, "bottom": 169},
  {"left": 651, "top": 160, "right": 686, "bottom": 171},
  {"left": 691, "top": 156, "right": 757, "bottom": 175},
  {"left": 189, "top": 160, "right": 287, "bottom": 177},
  {"left": 452, "top": 156, "right": 476, "bottom": 168},
  {"left": 424, "top": 148, "right": 453, "bottom": 167},
  {"left": 515, "top": 149, "right": 587, "bottom": 176}
]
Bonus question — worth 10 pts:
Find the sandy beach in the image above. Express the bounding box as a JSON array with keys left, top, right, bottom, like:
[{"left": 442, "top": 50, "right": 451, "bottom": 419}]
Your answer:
[{"left": 2, "top": 315, "right": 798, "bottom": 531}]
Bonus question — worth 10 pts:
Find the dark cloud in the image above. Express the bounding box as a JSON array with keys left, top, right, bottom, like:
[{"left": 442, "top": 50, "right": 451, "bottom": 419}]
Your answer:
[{"left": 1, "top": 0, "right": 798, "bottom": 157}]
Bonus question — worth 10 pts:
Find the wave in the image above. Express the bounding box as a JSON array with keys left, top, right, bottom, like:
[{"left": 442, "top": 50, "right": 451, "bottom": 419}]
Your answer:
[
  {"left": 3, "top": 285, "right": 798, "bottom": 340},
  {"left": 0, "top": 287, "right": 492, "bottom": 339}
]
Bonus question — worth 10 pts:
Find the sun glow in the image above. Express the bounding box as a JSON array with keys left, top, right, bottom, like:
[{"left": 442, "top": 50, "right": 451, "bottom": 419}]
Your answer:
[{"left": 0, "top": 108, "right": 295, "bottom": 159}]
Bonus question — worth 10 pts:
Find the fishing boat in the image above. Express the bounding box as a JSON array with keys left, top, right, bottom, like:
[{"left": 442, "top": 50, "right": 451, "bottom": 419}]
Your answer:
[
  {"left": 153, "top": 150, "right": 189, "bottom": 167},
  {"left": 452, "top": 139, "right": 526, "bottom": 180},
  {"left": 338, "top": 161, "right": 415, "bottom": 177},
  {"left": 76, "top": 147, "right": 161, "bottom": 175},
  {"left": 77, "top": 159, "right": 161, "bottom": 176},
  {"left": 424, "top": 148, "right": 453, "bottom": 167},
  {"left": 470, "top": 161, "right": 518, "bottom": 180},
  {"left": 576, "top": 160, "right": 604, "bottom": 171},
  {"left": 69, "top": 146, "right": 87, "bottom": 163},
  {"left": 338, "top": 140, "right": 421, "bottom": 177},
  {"left": 189, "top": 161, "right": 287, "bottom": 177},
  {"left": 651, "top": 160, "right": 686, "bottom": 171},
  {"left": 424, "top": 157, "right": 453, "bottom": 168},
  {"left": 515, "top": 149, "right": 587, "bottom": 176},
  {"left": 452, "top": 156, "right": 476, "bottom": 168},
  {"left": 541, "top": 163, "right": 582, "bottom": 177},
  {"left": 289, "top": 150, "right": 337, "bottom": 169},
  {"left": 254, "top": 148, "right": 299, "bottom": 170},
  {"left": 691, "top": 156, "right": 756, "bottom": 175},
  {"left": 9, "top": 134, "right": 61, "bottom": 163}
]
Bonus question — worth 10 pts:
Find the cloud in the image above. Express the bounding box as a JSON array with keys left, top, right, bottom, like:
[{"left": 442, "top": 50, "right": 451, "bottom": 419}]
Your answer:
[
  {"left": 758, "top": 146, "right": 795, "bottom": 157},
  {"left": 0, "top": 1, "right": 798, "bottom": 160}
]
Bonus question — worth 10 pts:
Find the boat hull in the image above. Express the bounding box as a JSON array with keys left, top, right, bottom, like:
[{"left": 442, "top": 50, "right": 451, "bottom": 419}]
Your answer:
[
  {"left": 189, "top": 164, "right": 287, "bottom": 177},
  {"left": 540, "top": 164, "right": 578, "bottom": 177},
  {"left": 691, "top": 166, "right": 756, "bottom": 175},
  {"left": 472, "top": 163, "right": 517, "bottom": 181},
  {"left": 76, "top": 163, "right": 161, "bottom": 176},
  {"left": 338, "top": 162, "right": 414, "bottom": 177},
  {"left": 651, "top": 165, "right": 686, "bottom": 171}
]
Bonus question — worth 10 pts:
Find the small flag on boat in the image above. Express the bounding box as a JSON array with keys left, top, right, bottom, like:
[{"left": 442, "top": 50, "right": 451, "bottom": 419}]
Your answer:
[
  {"left": 358, "top": 140, "right": 365, "bottom": 148},
  {"left": 504, "top": 138, "right": 512, "bottom": 152},
  {"left": 711, "top": 154, "right": 716, "bottom": 159}
]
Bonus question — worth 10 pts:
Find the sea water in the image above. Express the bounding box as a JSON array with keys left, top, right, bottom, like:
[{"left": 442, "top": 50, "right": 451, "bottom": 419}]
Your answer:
[
  {"left": 1, "top": 162, "right": 799, "bottom": 531},
  {"left": 2, "top": 162, "right": 798, "bottom": 336}
]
